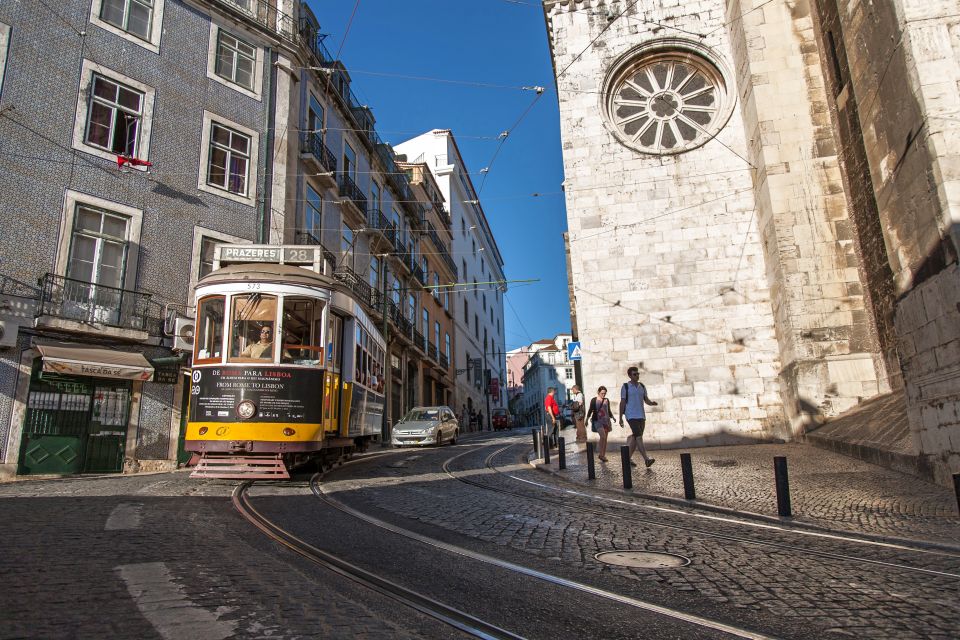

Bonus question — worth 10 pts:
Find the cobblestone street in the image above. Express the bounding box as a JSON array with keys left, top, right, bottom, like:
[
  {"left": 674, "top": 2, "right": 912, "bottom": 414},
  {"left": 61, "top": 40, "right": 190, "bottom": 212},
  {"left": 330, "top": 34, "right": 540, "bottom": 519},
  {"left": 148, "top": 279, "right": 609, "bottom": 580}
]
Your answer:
[
  {"left": 1, "top": 434, "right": 959, "bottom": 639},
  {"left": 536, "top": 428, "right": 960, "bottom": 545}
]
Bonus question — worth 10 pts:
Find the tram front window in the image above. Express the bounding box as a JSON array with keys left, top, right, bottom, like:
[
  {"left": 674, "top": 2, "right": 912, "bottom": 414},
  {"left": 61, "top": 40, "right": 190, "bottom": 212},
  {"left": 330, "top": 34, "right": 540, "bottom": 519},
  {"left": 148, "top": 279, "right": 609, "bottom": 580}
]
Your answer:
[
  {"left": 195, "top": 296, "right": 224, "bottom": 363},
  {"left": 229, "top": 294, "right": 278, "bottom": 363},
  {"left": 281, "top": 297, "right": 324, "bottom": 366}
]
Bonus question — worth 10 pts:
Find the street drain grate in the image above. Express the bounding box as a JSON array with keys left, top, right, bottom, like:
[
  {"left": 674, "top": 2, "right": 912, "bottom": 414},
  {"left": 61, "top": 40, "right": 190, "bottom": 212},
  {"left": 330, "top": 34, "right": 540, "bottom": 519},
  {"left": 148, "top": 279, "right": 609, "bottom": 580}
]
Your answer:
[{"left": 595, "top": 551, "right": 691, "bottom": 569}]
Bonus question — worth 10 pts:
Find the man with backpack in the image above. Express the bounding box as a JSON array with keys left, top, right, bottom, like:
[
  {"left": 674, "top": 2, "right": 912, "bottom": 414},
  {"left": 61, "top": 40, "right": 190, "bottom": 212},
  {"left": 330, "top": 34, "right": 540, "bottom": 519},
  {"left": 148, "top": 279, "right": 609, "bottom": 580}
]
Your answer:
[{"left": 618, "top": 366, "right": 658, "bottom": 467}]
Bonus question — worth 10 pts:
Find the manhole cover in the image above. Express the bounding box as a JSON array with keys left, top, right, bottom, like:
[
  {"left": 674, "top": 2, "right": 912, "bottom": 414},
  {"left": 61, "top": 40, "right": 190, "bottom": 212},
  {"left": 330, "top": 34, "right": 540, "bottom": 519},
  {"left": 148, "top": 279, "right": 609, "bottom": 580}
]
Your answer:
[
  {"left": 706, "top": 458, "right": 738, "bottom": 468},
  {"left": 595, "top": 551, "right": 690, "bottom": 569}
]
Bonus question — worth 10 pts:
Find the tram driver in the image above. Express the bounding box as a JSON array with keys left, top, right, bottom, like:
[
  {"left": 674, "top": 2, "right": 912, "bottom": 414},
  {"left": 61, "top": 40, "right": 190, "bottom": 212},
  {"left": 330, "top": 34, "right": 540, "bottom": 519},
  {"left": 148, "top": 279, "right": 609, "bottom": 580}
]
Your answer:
[{"left": 240, "top": 324, "right": 275, "bottom": 359}]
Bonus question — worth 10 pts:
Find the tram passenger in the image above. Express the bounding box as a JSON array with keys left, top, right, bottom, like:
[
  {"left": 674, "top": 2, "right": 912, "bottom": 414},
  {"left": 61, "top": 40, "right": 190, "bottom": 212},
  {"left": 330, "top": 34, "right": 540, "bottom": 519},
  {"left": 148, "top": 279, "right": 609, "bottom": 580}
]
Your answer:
[{"left": 241, "top": 325, "right": 275, "bottom": 359}]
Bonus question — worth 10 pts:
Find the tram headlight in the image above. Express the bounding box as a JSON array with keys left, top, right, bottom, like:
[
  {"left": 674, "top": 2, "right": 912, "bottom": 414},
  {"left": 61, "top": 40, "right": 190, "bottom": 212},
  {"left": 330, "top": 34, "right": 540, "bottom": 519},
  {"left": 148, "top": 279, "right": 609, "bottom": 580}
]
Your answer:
[
  {"left": 283, "top": 428, "right": 296, "bottom": 437},
  {"left": 236, "top": 400, "right": 257, "bottom": 420}
]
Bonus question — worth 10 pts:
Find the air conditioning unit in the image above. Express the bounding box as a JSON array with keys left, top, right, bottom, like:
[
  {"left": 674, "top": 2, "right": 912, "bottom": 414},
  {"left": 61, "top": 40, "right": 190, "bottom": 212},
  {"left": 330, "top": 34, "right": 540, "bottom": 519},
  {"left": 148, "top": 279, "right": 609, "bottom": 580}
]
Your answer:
[
  {"left": 173, "top": 317, "right": 195, "bottom": 352},
  {"left": 0, "top": 320, "right": 17, "bottom": 348}
]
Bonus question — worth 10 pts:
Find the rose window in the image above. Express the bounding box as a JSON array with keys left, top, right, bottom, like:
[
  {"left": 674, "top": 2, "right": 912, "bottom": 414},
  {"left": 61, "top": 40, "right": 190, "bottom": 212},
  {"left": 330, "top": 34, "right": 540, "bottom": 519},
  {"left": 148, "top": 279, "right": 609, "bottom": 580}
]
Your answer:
[{"left": 602, "top": 47, "right": 732, "bottom": 155}]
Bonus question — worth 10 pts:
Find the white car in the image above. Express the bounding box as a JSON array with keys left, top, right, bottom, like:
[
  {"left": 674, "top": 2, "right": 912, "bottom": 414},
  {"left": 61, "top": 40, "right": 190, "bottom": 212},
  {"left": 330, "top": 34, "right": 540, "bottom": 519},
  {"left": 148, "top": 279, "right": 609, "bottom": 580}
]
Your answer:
[{"left": 391, "top": 406, "right": 460, "bottom": 447}]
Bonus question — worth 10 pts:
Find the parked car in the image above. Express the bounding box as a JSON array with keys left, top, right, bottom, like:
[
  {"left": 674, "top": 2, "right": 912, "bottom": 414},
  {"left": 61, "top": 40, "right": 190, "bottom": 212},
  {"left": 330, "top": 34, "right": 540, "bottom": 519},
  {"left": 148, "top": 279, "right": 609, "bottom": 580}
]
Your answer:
[
  {"left": 391, "top": 406, "right": 459, "bottom": 447},
  {"left": 560, "top": 405, "right": 574, "bottom": 428},
  {"left": 491, "top": 408, "right": 511, "bottom": 430}
]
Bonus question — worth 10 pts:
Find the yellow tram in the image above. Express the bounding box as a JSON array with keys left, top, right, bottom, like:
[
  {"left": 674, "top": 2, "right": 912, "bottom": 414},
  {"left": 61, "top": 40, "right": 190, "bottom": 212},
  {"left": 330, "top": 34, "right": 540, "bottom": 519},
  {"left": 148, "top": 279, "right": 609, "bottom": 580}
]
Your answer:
[{"left": 184, "top": 245, "right": 385, "bottom": 478}]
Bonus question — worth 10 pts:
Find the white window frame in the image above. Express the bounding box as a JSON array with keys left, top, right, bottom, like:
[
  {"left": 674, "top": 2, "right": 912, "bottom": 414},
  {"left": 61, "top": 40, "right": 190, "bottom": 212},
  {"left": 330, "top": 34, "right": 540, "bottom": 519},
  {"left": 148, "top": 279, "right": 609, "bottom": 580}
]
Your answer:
[
  {"left": 56, "top": 190, "right": 143, "bottom": 292},
  {"left": 89, "top": 0, "right": 165, "bottom": 53},
  {"left": 197, "top": 110, "right": 259, "bottom": 206},
  {"left": 0, "top": 23, "right": 10, "bottom": 101},
  {"left": 189, "top": 226, "right": 249, "bottom": 297},
  {"left": 72, "top": 60, "right": 155, "bottom": 167},
  {"left": 206, "top": 22, "right": 263, "bottom": 101}
]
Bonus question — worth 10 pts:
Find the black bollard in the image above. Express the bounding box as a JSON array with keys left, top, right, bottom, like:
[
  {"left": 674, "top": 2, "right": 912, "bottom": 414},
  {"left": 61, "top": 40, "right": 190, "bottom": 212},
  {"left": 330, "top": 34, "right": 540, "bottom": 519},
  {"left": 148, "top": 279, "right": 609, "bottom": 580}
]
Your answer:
[
  {"left": 531, "top": 428, "right": 540, "bottom": 459},
  {"left": 558, "top": 437, "right": 566, "bottom": 470},
  {"left": 680, "top": 452, "right": 695, "bottom": 500},
  {"left": 586, "top": 442, "right": 596, "bottom": 480},
  {"left": 620, "top": 445, "right": 633, "bottom": 489},
  {"left": 774, "top": 456, "right": 791, "bottom": 517},
  {"left": 542, "top": 433, "right": 551, "bottom": 464},
  {"left": 954, "top": 474, "right": 960, "bottom": 516}
]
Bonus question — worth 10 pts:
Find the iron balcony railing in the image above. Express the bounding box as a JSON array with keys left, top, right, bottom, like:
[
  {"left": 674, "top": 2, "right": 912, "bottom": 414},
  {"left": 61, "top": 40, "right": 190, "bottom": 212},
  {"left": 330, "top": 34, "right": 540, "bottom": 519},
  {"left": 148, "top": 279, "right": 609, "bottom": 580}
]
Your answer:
[
  {"left": 427, "top": 341, "right": 439, "bottom": 362},
  {"left": 333, "top": 265, "right": 372, "bottom": 308},
  {"left": 366, "top": 208, "right": 391, "bottom": 237},
  {"left": 338, "top": 174, "right": 367, "bottom": 211},
  {"left": 216, "top": 0, "right": 294, "bottom": 38},
  {"left": 298, "top": 18, "right": 334, "bottom": 66},
  {"left": 409, "top": 258, "right": 426, "bottom": 285},
  {"left": 412, "top": 329, "right": 426, "bottom": 352},
  {"left": 424, "top": 223, "right": 458, "bottom": 278},
  {"left": 300, "top": 132, "right": 336, "bottom": 174},
  {"left": 440, "top": 353, "right": 450, "bottom": 370},
  {"left": 38, "top": 273, "right": 151, "bottom": 332}
]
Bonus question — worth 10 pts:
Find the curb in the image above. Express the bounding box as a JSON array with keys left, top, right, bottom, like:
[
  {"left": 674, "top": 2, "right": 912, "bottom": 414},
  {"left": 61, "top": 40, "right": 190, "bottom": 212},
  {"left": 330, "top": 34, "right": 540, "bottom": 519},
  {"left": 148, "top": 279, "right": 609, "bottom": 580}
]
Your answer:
[{"left": 524, "top": 448, "right": 960, "bottom": 554}]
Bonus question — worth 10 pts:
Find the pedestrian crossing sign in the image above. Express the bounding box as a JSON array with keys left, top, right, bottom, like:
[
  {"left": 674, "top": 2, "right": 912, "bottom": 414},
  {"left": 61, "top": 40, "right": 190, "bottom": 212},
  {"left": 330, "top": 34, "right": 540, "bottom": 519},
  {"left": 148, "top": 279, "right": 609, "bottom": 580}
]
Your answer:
[{"left": 568, "top": 341, "right": 582, "bottom": 361}]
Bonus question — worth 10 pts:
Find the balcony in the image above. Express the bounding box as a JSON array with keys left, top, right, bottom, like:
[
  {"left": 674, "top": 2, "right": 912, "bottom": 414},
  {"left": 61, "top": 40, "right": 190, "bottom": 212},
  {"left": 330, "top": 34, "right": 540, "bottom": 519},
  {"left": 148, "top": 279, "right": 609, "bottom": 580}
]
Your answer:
[
  {"left": 332, "top": 265, "right": 372, "bottom": 308},
  {"left": 366, "top": 208, "right": 393, "bottom": 248},
  {"left": 338, "top": 174, "right": 367, "bottom": 224},
  {"left": 412, "top": 328, "right": 426, "bottom": 353},
  {"left": 298, "top": 18, "right": 334, "bottom": 66},
  {"left": 37, "top": 273, "right": 151, "bottom": 341},
  {"left": 424, "top": 223, "right": 458, "bottom": 279},
  {"left": 439, "top": 353, "right": 450, "bottom": 370},
  {"left": 300, "top": 132, "right": 337, "bottom": 189},
  {"left": 409, "top": 257, "right": 426, "bottom": 286},
  {"left": 426, "top": 341, "right": 439, "bottom": 363},
  {"left": 215, "top": 0, "right": 294, "bottom": 39}
]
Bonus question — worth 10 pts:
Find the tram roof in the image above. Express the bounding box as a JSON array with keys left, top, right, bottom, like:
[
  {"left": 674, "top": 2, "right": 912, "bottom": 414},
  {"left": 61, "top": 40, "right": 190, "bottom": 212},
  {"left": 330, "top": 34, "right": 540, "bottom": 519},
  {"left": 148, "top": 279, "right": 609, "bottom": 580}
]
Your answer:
[{"left": 197, "top": 263, "right": 338, "bottom": 289}]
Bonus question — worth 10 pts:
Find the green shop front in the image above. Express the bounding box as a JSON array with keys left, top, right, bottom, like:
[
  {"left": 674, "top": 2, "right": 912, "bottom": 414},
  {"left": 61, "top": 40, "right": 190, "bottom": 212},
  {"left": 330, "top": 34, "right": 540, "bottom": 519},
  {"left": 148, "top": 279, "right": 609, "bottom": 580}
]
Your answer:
[{"left": 18, "top": 342, "right": 154, "bottom": 475}]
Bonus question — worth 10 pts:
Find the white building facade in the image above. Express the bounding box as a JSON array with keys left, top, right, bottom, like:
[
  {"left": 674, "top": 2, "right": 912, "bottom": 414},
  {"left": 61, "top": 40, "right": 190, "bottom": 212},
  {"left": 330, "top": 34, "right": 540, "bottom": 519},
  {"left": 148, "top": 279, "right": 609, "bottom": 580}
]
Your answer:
[
  {"left": 396, "top": 131, "right": 508, "bottom": 428},
  {"left": 544, "top": 0, "right": 960, "bottom": 485},
  {"left": 515, "top": 335, "right": 575, "bottom": 427}
]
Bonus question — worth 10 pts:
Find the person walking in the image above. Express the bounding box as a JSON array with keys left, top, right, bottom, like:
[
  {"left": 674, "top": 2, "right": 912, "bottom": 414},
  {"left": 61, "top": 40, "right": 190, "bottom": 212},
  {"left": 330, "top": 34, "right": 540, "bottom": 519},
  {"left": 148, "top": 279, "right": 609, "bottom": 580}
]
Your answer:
[
  {"left": 543, "top": 387, "right": 560, "bottom": 447},
  {"left": 477, "top": 409, "right": 484, "bottom": 432},
  {"left": 570, "top": 385, "right": 587, "bottom": 443},
  {"left": 618, "top": 367, "right": 657, "bottom": 467},
  {"left": 585, "top": 386, "right": 613, "bottom": 461}
]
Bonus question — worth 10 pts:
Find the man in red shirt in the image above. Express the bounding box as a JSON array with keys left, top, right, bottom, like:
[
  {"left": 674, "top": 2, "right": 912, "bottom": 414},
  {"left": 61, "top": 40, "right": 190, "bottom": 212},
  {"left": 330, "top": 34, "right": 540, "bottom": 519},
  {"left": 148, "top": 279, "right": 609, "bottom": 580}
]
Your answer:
[{"left": 544, "top": 386, "right": 560, "bottom": 447}]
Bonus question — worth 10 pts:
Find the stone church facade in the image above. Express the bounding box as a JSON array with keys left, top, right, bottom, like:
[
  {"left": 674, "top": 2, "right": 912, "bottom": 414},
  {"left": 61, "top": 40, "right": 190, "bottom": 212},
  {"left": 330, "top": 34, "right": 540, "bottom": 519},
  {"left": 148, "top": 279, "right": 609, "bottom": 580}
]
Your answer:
[{"left": 544, "top": 0, "right": 960, "bottom": 486}]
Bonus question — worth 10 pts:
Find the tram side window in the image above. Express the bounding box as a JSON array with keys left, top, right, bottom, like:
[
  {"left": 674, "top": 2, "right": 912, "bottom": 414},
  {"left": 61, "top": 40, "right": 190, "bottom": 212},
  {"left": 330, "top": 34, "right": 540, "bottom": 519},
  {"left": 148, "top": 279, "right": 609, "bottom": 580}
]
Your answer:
[
  {"left": 281, "top": 297, "right": 324, "bottom": 366},
  {"left": 195, "top": 296, "right": 225, "bottom": 363},
  {"left": 229, "top": 294, "right": 278, "bottom": 362},
  {"left": 327, "top": 314, "right": 343, "bottom": 373},
  {"left": 352, "top": 324, "right": 385, "bottom": 393}
]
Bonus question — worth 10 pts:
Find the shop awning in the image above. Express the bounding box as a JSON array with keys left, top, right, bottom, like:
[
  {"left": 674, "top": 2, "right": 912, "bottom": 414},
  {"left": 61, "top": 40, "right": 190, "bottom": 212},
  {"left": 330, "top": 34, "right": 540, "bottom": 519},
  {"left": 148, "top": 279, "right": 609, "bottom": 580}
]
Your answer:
[{"left": 37, "top": 343, "right": 155, "bottom": 382}]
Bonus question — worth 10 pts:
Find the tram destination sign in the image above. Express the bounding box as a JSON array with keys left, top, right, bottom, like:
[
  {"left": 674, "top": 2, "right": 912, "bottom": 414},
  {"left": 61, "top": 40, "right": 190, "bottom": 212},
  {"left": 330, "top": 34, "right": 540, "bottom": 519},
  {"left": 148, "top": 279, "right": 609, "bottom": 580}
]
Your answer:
[
  {"left": 219, "top": 246, "right": 319, "bottom": 265},
  {"left": 189, "top": 367, "right": 323, "bottom": 424}
]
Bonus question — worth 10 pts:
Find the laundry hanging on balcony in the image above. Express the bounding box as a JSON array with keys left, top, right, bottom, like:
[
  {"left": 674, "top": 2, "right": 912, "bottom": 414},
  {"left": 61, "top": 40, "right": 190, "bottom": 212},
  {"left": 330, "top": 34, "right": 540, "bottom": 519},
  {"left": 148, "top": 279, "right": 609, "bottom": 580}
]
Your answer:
[{"left": 116, "top": 155, "right": 153, "bottom": 170}]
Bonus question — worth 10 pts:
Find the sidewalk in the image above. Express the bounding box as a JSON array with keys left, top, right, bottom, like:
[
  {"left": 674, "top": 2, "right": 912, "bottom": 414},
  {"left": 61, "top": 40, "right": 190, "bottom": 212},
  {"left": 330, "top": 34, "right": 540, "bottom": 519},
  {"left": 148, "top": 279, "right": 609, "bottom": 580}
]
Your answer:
[{"left": 529, "top": 427, "right": 960, "bottom": 548}]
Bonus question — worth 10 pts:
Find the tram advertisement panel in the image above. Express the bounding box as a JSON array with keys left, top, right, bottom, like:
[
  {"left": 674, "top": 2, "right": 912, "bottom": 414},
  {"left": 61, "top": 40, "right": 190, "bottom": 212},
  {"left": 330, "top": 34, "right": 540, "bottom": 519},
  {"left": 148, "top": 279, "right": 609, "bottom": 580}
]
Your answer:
[{"left": 189, "top": 368, "right": 323, "bottom": 423}]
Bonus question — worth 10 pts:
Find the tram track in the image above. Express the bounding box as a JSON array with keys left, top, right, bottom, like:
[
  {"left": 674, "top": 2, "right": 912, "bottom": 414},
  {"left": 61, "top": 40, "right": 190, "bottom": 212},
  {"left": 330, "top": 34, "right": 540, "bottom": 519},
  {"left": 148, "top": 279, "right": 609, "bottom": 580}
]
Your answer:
[
  {"left": 311, "top": 467, "right": 777, "bottom": 640},
  {"left": 439, "top": 439, "right": 960, "bottom": 579},
  {"left": 231, "top": 481, "right": 523, "bottom": 640}
]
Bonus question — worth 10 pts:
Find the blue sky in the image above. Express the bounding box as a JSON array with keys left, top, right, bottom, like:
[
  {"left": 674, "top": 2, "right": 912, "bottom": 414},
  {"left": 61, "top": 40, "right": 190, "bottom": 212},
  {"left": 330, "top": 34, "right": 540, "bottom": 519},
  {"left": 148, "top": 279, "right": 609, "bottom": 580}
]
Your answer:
[{"left": 306, "top": 0, "right": 571, "bottom": 350}]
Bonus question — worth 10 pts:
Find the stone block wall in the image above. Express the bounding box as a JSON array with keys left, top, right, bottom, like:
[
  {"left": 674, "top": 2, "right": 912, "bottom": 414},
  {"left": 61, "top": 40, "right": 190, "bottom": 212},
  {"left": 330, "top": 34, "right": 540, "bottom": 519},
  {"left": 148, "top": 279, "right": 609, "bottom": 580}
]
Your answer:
[
  {"left": 545, "top": 1, "right": 787, "bottom": 446},
  {"left": 726, "top": 0, "right": 885, "bottom": 431},
  {"left": 814, "top": 0, "right": 960, "bottom": 484}
]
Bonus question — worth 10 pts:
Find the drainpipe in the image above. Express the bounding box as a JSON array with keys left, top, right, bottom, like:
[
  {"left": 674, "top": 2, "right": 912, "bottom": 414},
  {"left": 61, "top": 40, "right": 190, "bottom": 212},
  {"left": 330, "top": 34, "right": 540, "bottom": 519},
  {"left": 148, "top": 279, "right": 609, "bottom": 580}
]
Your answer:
[{"left": 257, "top": 47, "right": 275, "bottom": 244}]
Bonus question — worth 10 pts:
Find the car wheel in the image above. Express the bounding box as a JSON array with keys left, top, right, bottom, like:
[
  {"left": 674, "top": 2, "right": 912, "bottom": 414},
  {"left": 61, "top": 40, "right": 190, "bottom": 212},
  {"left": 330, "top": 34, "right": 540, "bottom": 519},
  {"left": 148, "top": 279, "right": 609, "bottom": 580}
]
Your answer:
[
  {"left": 451, "top": 429, "right": 458, "bottom": 445},
  {"left": 436, "top": 431, "right": 443, "bottom": 447}
]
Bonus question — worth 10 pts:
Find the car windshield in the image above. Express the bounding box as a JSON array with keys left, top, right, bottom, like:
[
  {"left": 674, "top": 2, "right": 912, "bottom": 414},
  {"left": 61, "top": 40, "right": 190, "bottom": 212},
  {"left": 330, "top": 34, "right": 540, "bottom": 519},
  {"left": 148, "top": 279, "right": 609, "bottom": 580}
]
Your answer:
[
  {"left": 403, "top": 409, "right": 440, "bottom": 422},
  {"left": 493, "top": 409, "right": 508, "bottom": 416}
]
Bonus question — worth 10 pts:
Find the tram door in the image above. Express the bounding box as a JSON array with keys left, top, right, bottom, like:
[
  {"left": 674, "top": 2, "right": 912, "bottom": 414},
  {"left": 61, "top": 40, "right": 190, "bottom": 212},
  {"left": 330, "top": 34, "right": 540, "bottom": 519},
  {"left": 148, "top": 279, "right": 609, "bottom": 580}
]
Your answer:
[{"left": 323, "top": 313, "right": 344, "bottom": 434}]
